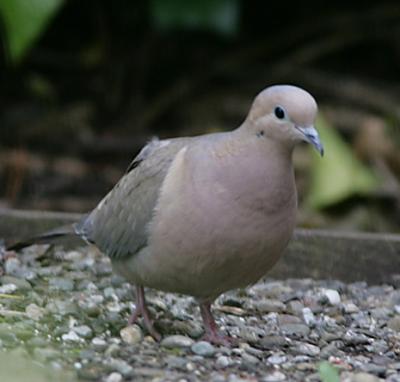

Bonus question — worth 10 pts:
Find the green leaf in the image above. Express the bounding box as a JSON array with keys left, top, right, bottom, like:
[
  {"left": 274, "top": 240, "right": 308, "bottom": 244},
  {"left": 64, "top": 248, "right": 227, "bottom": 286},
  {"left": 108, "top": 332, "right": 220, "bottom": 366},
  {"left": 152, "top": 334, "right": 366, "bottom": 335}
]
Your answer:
[
  {"left": 150, "top": 0, "right": 239, "bottom": 36},
  {"left": 307, "top": 115, "right": 380, "bottom": 209},
  {"left": 0, "top": 352, "right": 75, "bottom": 382},
  {"left": 318, "top": 361, "right": 340, "bottom": 382},
  {"left": 0, "top": 0, "right": 64, "bottom": 64}
]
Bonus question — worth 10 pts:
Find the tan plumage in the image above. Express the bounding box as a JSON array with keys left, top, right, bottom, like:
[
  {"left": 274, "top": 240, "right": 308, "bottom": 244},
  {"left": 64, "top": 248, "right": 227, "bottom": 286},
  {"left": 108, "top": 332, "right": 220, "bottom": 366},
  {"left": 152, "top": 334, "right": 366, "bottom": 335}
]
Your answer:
[{"left": 10, "top": 85, "right": 323, "bottom": 344}]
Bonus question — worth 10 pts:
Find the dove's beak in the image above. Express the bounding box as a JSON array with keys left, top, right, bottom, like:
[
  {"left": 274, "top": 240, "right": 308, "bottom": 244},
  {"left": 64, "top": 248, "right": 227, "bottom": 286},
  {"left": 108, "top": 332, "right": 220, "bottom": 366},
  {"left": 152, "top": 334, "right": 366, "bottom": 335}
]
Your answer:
[{"left": 297, "top": 125, "right": 324, "bottom": 157}]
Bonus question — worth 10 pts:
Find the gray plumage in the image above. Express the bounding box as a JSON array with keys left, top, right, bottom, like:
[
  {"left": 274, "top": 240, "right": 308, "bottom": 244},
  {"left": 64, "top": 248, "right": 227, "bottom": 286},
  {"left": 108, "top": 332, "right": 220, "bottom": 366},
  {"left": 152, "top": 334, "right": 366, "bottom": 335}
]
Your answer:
[{"left": 76, "top": 137, "right": 192, "bottom": 259}]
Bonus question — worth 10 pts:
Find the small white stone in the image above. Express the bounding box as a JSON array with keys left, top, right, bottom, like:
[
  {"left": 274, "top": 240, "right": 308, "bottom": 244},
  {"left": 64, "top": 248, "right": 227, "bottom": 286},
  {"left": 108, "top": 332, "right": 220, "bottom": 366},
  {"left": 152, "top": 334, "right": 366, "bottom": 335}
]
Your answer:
[
  {"left": 241, "top": 352, "right": 259, "bottom": 364},
  {"left": 161, "top": 335, "right": 194, "bottom": 348},
  {"left": 216, "top": 355, "right": 231, "bottom": 368},
  {"left": 106, "top": 358, "right": 133, "bottom": 376},
  {"left": 0, "top": 284, "right": 17, "bottom": 294},
  {"left": 62, "top": 331, "right": 81, "bottom": 342},
  {"left": 302, "top": 307, "right": 316, "bottom": 326},
  {"left": 105, "top": 372, "right": 123, "bottom": 382},
  {"left": 261, "top": 371, "right": 286, "bottom": 381},
  {"left": 90, "top": 294, "right": 104, "bottom": 303},
  {"left": 191, "top": 341, "right": 215, "bottom": 357},
  {"left": 25, "top": 303, "right": 44, "bottom": 321},
  {"left": 323, "top": 289, "right": 341, "bottom": 305},
  {"left": 64, "top": 251, "right": 82, "bottom": 261},
  {"left": 86, "top": 282, "right": 98, "bottom": 291},
  {"left": 73, "top": 325, "right": 93, "bottom": 338},
  {"left": 295, "top": 342, "right": 320, "bottom": 357},
  {"left": 120, "top": 325, "right": 142, "bottom": 344},
  {"left": 343, "top": 302, "right": 359, "bottom": 314},
  {"left": 4, "top": 258, "right": 21, "bottom": 275},
  {"left": 106, "top": 301, "right": 122, "bottom": 313},
  {"left": 92, "top": 337, "right": 107, "bottom": 350},
  {"left": 104, "top": 287, "right": 118, "bottom": 300},
  {"left": 267, "top": 353, "right": 287, "bottom": 365}
]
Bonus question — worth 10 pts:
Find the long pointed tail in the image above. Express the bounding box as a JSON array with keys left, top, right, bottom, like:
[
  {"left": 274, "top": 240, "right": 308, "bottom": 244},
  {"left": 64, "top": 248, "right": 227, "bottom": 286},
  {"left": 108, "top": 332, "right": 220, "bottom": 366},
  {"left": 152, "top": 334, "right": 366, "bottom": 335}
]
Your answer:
[{"left": 7, "top": 224, "right": 78, "bottom": 251}]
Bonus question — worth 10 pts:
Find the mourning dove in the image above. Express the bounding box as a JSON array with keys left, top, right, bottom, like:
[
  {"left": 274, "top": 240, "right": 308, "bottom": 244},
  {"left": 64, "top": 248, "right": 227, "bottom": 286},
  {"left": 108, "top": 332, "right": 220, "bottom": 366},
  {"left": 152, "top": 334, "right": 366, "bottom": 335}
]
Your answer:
[{"left": 9, "top": 85, "right": 323, "bottom": 344}]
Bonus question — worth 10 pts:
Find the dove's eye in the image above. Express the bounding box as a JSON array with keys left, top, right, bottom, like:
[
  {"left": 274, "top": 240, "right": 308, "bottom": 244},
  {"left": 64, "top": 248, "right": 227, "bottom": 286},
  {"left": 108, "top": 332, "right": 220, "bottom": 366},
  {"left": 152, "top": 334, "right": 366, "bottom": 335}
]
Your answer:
[{"left": 274, "top": 106, "right": 286, "bottom": 120}]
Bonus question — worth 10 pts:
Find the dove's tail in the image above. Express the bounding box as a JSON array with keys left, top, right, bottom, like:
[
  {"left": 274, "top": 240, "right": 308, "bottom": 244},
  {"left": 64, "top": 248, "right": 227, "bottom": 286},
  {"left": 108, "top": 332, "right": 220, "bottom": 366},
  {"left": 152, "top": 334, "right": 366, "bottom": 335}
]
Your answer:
[{"left": 7, "top": 224, "right": 78, "bottom": 251}]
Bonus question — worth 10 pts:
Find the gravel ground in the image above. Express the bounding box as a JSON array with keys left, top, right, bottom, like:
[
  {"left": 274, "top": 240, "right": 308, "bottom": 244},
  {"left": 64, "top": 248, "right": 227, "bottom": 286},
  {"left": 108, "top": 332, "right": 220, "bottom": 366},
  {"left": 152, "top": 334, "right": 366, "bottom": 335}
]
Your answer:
[{"left": 0, "top": 244, "right": 400, "bottom": 382}]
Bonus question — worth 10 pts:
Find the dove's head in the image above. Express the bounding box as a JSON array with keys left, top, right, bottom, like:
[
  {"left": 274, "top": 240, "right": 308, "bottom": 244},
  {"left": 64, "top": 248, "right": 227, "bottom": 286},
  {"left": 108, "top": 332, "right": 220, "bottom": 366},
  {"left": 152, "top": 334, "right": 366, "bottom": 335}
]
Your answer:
[{"left": 247, "top": 85, "right": 323, "bottom": 156}]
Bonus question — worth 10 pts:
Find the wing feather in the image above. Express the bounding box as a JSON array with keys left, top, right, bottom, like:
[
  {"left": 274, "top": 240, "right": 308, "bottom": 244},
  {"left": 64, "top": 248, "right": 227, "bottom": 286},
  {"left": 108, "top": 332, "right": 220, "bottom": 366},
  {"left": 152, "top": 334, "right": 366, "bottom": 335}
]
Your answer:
[{"left": 76, "top": 137, "right": 190, "bottom": 258}]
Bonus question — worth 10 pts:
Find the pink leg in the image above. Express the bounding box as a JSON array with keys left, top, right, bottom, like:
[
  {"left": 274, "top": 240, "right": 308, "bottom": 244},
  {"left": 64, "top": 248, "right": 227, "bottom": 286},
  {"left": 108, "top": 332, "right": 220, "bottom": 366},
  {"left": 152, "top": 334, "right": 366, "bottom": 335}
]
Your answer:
[
  {"left": 128, "top": 285, "right": 161, "bottom": 341},
  {"left": 199, "top": 302, "right": 236, "bottom": 346}
]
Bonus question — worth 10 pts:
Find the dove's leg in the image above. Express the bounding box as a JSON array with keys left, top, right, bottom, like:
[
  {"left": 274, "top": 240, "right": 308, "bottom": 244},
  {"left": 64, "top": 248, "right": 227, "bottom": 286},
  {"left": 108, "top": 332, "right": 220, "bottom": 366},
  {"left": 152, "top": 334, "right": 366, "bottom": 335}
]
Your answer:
[
  {"left": 199, "top": 302, "right": 235, "bottom": 346},
  {"left": 129, "top": 285, "right": 161, "bottom": 341}
]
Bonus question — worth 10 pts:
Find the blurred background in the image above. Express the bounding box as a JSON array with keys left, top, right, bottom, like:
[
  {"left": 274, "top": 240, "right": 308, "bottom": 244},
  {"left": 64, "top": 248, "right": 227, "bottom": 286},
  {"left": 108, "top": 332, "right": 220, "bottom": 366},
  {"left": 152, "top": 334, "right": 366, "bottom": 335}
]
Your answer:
[{"left": 0, "top": 0, "right": 400, "bottom": 233}]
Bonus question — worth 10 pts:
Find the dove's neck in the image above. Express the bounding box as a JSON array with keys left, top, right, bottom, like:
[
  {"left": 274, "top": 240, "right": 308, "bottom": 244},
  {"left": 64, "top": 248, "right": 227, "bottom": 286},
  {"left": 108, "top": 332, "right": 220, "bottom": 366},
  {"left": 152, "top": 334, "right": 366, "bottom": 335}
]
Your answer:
[{"left": 202, "top": 127, "right": 297, "bottom": 215}]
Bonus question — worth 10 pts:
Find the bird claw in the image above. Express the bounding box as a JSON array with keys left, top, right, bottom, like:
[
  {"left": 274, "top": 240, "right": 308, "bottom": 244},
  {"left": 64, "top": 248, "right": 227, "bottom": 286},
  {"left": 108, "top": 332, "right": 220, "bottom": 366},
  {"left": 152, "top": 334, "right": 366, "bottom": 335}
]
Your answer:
[{"left": 129, "top": 286, "right": 162, "bottom": 341}]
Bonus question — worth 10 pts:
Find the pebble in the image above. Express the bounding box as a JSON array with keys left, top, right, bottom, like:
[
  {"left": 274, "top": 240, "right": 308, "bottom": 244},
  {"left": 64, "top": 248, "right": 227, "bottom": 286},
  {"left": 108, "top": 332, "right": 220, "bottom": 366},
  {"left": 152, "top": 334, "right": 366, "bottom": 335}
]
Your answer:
[
  {"left": 0, "top": 276, "right": 31, "bottom": 290},
  {"left": 287, "top": 300, "right": 304, "bottom": 316},
  {"left": 91, "top": 337, "right": 108, "bottom": 350},
  {"left": 0, "top": 283, "right": 17, "bottom": 294},
  {"left": 256, "top": 299, "right": 286, "bottom": 313},
  {"left": 370, "top": 307, "right": 391, "bottom": 320},
  {"left": 4, "top": 257, "right": 21, "bottom": 275},
  {"left": 228, "top": 375, "right": 253, "bottom": 382},
  {"left": 320, "top": 342, "right": 342, "bottom": 358},
  {"left": 241, "top": 352, "right": 259, "bottom": 364},
  {"left": 216, "top": 355, "right": 232, "bottom": 368},
  {"left": 259, "top": 335, "right": 291, "bottom": 350},
  {"left": 261, "top": 371, "right": 287, "bottom": 381},
  {"left": 388, "top": 316, "right": 400, "bottom": 331},
  {"left": 293, "top": 342, "right": 320, "bottom": 356},
  {"left": 104, "top": 286, "right": 118, "bottom": 299},
  {"left": 107, "top": 358, "right": 133, "bottom": 376},
  {"left": 343, "top": 301, "right": 360, "bottom": 314},
  {"left": 343, "top": 372, "right": 381, "bottom": 382},
  {"left": 160, "top": 335, "right": 194, "bottom": 349},
  {"left": 78, "top": 299, "right": 102, "bottom": 316},
  {"left": 73, "top": 325, "right": 93, "bottom": 339},
  {"left": 46, "top": 299, "right": 78, "bottom": 316},
  {"left": 191, "top": 341, "right": 215, "bottom": 357},
  {"left": 165, "top": 355, "right": 187, "bottom": 370},
  {"left": 322, "top": 289, "right": 341, "bottom": 305},
  {"left": 267, "top": 353, "right": 287, "bottom": 365},
  {"left": 62, "top": 330, "right": 82, "bottom": 342},
  {"left": 49, "top": 277, "right": 74, "bottom": 291},
  {"left": 280, "top": 323, "right": 310, "bottom": 337},
  {"left": 302, "top": 307, "right": 316, "bottom": 326},
  {"left": 120, "top": 325, "right": 142, "bottom": 344},
  {"left": 105, "top": 343, "right": 120, "bottom": 357},
  {"left": 2, "top": 242, "right": 400, "bottom": 382},
  {"left": 106, "top": 301, "right": 123, "bottom": 313},
  {"left": 387, "top": 375, "right": 400, "bottom": 382},
  {"left": 344, "top": 331, "right": 371, "bottom": 345},
  {"left": 25, "top": 303, "right": 44, "bottom": 321},
  {"left": 361, "top": 363, "right": 386, "bottom": 376},
  {"left": 105, "top": 372, "right": 123, "bottom": 382}
]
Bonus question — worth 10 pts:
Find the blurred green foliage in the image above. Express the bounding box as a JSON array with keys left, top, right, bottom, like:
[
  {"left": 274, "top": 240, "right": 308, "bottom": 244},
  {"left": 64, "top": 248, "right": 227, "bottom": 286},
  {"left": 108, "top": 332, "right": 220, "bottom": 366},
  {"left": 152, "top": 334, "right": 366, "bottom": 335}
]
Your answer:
[
  {"left": 0, "top": 0, "right": 238, "bottom": 65},
  {"left": 150, "top": 0, "right": 239, "bottom": 35},
  {"left": 307, "top": 115, "right": 380, "bottom": 209},
  {"left": 0, "top": 0, "right": 64, "bottom": 64},
  {"left": 318, "top": 361, "right": 340, "bottom": 382},
  {"left": 0, "top": 351, "right": 75, "bottom": 382}
]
